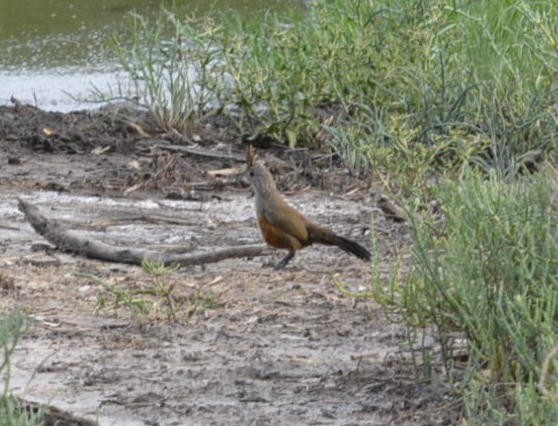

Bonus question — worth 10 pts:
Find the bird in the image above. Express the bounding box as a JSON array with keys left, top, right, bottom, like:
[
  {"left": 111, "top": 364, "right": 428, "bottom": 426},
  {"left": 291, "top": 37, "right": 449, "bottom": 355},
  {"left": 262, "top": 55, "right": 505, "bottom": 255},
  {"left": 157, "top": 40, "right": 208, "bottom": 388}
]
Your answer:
[{"left": 245, "top": 147, "right": 371, "bottom": 270}]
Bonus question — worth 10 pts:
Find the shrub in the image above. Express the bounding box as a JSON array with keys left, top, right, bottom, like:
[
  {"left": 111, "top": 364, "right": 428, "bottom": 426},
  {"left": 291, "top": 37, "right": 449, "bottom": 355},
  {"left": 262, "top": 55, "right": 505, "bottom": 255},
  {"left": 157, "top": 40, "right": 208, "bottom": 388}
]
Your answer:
[
  {"left": 373, "top": 170, "right": 558, "bottom": 423},
  {"left": 110, "top": 11, "right": 226, "bottom": 131}
]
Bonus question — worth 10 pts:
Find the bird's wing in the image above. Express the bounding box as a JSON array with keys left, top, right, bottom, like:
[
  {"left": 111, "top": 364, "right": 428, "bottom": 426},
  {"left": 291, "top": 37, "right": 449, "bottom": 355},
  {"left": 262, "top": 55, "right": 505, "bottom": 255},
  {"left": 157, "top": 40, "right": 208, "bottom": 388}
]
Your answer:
[{"left": 262, "top": 198, "right": 309, "bottom": 244}]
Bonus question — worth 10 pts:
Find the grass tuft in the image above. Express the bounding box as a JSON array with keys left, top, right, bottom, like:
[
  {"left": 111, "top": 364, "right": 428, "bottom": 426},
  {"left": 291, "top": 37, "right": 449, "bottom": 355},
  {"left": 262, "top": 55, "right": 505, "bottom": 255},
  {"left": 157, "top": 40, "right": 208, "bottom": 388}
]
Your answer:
[
  {"left": 91, "top": 261, "right": 219, "bottom": 322},
  {"left": 109, "top": 10, "right": 226, "bottom": 132}
]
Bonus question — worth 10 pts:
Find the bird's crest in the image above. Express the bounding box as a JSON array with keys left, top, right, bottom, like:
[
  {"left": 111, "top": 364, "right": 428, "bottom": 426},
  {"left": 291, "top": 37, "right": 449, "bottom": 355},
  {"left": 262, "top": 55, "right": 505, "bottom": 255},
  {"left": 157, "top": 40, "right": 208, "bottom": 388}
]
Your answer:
[{"left": 245, "top": 145, "right": 258, "bottom": 167}]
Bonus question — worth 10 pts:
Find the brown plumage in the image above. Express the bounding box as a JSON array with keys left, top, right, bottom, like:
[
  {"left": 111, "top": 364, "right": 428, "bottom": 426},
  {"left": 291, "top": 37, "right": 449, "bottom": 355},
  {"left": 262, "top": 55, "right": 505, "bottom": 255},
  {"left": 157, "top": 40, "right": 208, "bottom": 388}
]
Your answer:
[{"left": 245, "top": 150, "right": 371, "bottom": 270}]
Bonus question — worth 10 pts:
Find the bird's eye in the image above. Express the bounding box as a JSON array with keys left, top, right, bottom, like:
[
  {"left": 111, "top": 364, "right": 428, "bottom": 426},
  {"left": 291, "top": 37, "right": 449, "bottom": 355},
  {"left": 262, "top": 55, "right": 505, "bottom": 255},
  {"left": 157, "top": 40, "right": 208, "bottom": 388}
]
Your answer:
[{"left": 249, "top": 171, "right": 254, "bottom": 177}]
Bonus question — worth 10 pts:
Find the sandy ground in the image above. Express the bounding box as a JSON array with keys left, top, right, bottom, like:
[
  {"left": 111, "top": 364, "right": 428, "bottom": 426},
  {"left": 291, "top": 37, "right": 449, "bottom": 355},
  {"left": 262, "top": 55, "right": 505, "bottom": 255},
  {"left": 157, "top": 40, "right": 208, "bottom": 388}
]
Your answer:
[{"left": 0, "top": 104, "right": 457, "bottom": 425}]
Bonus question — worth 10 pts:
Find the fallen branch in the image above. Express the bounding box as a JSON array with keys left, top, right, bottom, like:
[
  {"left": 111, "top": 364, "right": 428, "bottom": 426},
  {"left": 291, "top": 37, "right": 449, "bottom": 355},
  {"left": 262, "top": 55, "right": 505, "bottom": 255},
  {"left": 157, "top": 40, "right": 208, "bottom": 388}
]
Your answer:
[
  {"left": 18, "top": 199, "right": 269, "bottom": 267},
  {"left": 151, "top": 142, "right": 245, "bottom": 162}
]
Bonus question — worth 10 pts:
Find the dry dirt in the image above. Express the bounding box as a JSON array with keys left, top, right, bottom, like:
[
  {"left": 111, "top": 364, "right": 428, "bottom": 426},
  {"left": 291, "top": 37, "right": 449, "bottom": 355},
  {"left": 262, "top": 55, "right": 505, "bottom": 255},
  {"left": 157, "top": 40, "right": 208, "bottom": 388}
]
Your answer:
[{"left": 0, "top": 104, "right": 458, "bottom": 425}]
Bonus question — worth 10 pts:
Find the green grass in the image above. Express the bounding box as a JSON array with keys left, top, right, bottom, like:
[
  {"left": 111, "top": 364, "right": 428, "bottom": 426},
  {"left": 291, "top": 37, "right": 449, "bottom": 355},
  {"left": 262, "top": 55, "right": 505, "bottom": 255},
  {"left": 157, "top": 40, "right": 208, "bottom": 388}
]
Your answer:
[
  {"left": 371, "top": 169, "right": 558, "bottom": 423},
  {"left": 105, "top": 10, "right": 227, "bottom": 131},
  {"left": 327, "top": 0, "right": 558, "bottom": 196}
]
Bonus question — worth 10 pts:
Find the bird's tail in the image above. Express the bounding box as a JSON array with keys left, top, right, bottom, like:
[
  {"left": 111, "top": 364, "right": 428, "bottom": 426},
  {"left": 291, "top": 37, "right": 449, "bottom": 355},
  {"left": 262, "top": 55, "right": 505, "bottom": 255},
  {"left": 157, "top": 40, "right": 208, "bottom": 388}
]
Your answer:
[{"left": 308, "top": 224, "right": 371, "bottom": 261}]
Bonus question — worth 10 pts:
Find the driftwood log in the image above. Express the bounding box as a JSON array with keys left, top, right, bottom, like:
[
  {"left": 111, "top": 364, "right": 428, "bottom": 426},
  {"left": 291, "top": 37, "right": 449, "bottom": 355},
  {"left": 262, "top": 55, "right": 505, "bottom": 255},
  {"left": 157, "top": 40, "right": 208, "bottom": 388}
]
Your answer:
[{"left": 17, "top": 199, "right": 269, "bottom": 267}]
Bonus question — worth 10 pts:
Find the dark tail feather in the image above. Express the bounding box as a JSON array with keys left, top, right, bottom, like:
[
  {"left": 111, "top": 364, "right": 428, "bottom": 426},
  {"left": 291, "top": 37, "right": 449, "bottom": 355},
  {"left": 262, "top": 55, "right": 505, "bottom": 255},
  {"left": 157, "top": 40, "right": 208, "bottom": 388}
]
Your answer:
[
  {"left": 334, "top": 235, "right": 371, "bottom": 260},
  {"left": 309, "top": 225, "right": 371, "bottom": 261}
]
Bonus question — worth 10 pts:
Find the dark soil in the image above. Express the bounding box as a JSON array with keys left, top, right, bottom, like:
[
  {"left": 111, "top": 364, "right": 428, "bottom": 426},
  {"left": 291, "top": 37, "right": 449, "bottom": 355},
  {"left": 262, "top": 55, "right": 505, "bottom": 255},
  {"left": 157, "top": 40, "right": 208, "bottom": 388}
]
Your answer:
[{"left": 0, "top": 104, "right": 460, "bottom": 425}]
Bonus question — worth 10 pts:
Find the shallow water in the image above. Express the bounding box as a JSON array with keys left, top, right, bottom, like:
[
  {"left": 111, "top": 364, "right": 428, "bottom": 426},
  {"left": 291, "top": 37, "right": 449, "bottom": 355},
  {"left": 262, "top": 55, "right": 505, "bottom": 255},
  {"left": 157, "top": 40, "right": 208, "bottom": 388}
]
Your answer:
[{"left": 0, "top": 0, "right": 300, "bottom": 111}]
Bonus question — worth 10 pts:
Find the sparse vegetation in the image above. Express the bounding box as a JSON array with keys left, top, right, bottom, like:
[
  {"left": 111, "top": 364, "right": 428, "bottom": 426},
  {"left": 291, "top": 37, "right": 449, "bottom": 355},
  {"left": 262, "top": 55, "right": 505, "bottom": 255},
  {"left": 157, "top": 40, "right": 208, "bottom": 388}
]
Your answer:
[{"left": 91, "top": 260, "right": 219, "bottom": 322}]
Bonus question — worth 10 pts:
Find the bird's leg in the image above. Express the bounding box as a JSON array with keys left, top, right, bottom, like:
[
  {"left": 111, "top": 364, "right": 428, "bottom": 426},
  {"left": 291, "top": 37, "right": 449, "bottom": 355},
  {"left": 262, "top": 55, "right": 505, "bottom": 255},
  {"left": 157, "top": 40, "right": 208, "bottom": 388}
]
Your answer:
[{"left": 274, "top": 250, "right": 295, "bottom": 270}]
